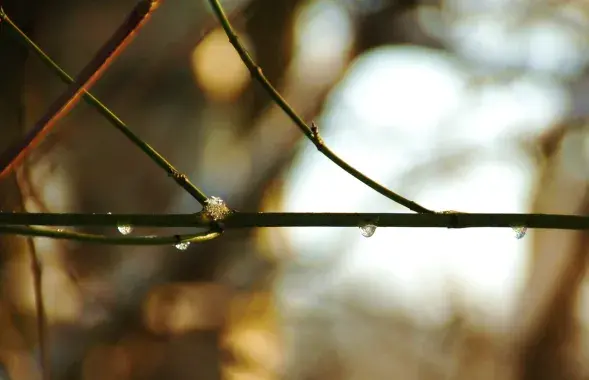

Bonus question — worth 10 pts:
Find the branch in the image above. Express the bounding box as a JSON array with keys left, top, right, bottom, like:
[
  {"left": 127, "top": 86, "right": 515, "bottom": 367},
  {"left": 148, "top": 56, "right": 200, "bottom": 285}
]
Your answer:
[
  {"left": 0, "top": 6, "right": 210, "bottom": 205},
  {"left": 0, "top": 0, "right": 155, "bottom": 174},
  {"left": 25, "top": 238, "right": 50, "bottom": 380},
  {"left": 0, "top": 211, "right": 587, "bottom": 231},
  {"left": 206, "top": 0, "right": 433, "bottom": 214},
  {"left": 0, "top": 225, "right": 221, "bottom": 245}
]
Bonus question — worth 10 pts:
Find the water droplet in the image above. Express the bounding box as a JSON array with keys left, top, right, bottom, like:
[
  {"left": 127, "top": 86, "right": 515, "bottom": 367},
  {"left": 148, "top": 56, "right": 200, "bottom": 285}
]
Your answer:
[
  {"left": 512, "top": 226, "right": 527, "bottom": 239},
  {"left": 359, "top": 223, "right": 377, "bottom": 238},
  {"left": 107, "top": 212, "right": 112, "bottom": 214},
  {"left": 204, "top": 196, "right": 232, "bottom": 221},
  {"left": 175, "top": 241, "right": 190, "bottom": 251},
  {"left": 57, "top": 228, "right": 64, "bottom": 232},
  {"left": 117, "top": 225, "right": 133, "bottom": 235}
]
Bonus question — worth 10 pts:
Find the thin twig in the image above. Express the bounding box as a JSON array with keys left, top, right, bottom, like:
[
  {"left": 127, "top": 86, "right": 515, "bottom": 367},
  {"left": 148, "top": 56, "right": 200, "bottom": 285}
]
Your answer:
[
  {"left": 0, "top": 7, "right": 209, "bottom": 205},
  {"left": 0, "top": 226, "right": 221, "bottom": 245},
  {"left": 0, "top": 0, "right": 159, "bottom": 176},
  {"left": 18, "top": 174, "right": 50, "bottom": 379},
  {"left": 0, "top": 1, "right": 210, "bottom": 195},
  {"left": 25, "top": 238, "right": 50, "bottom": 380},
  {"left": 206, "top": 0, "right": 433, "bottom": 214},
  {"left": 0, "top": 212, "right": 587, "bottom": 230}
]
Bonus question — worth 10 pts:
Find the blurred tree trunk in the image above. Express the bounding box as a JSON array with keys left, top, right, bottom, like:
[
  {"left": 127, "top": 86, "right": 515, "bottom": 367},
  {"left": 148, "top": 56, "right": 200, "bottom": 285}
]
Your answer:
[
  {"left": 355, "top": 0, "right": 420, "bottom": 52},
  {"left": 514, "top": 120, "right": 589, "bottom": 380}
]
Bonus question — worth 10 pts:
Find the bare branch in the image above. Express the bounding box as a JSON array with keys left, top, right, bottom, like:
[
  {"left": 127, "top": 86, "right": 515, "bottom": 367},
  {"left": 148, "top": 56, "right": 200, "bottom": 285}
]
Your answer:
[
  {"left": 0, "top": 2, "right": 210, "bottom": 205},
  {"left": 206, "top": 0, "right": 434, "bottom": 214},
  {"left": 25, "top": 238, "right": 49, "bottom": 380},
  {"left": 0, "top": 211, "right": 586, "bottom": 235}
]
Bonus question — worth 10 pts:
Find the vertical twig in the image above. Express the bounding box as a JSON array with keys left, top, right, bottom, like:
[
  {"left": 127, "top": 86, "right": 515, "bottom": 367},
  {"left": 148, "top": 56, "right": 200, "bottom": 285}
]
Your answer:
[
  {"left": 26, "top": 238, "right": 49, "bottom": 380},
  {"left": 0, "top": 1, "right": 50, "bottom": 377}
]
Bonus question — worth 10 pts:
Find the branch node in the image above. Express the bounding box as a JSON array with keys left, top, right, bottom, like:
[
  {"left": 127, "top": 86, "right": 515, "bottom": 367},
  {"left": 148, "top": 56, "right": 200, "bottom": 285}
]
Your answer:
[
  {"left": 310, "top": 121, "right": 324, "bottom": 148},
  {"left": 250, "top": 65, "right": 263, "bottom": 79},
  {"left": 438, "top": 210, "right": 467, "bottom": 229},
  {"left": 169, "top": 169, "right": 187, "bottom": 183}
]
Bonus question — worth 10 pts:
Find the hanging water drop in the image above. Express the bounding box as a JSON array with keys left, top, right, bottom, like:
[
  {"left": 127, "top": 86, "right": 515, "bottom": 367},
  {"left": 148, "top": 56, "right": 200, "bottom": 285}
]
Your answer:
[
  {"left": 175, "top": 241, "right": 190, "bottom": 251},
  {"left": 512, "top": 226, "right": 527, "bottom": 239},
  {"left": 117, "top": 225, "right": 133, "bottom": 235},
  {"left": 359, "top": 223, "right": 377, "bottom": 238}
]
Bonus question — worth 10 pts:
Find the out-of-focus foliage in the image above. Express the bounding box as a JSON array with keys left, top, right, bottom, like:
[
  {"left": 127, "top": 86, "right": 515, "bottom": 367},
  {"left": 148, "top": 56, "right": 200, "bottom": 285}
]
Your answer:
[{"left": 1, "top": 0, "right": 589, "bottom": 379}]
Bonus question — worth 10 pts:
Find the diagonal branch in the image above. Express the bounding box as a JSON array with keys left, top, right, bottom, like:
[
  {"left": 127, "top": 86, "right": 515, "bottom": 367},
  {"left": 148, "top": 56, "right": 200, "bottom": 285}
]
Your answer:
[
  {"left": 0, "top": 6, "right": 210, "bottom": 205},
  {"left": 206, "top": 0, "right": 433, "bottom": 214},
  {"left": 0, "top": 0, "right": 160, "bottom": 177},
  {"left": 0, "top": 1, "right": 215, "bottom": 204}
]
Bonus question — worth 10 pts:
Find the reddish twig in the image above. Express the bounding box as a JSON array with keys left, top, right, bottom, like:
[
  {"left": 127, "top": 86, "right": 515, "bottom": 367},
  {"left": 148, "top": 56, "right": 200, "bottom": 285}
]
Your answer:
[{"left": 0, "top": 0, "right": 162, "bottom": 178}]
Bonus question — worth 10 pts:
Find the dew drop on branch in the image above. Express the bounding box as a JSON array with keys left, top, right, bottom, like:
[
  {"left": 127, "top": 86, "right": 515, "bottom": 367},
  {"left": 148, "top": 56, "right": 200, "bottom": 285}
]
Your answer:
[
  {"left": 175, "top": 241, "right": 190, "bottom": 251},
  {"left": 512, "top": 226, "right": 527, "bottom": 239},
  {"left": 117, "top": 225, "right": 133, "bottom": 235},
  {"left": 359, "top": 223, "right": 377, "bottom": 238},
  {"left": 204, "top": 196, "right": 232, "bottom": 221}
]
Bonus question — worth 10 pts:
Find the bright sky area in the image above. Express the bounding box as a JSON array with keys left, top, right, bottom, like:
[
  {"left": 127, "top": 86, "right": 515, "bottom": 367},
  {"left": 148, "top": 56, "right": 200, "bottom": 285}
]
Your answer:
[{"left": 268, "top": 0, "right": 585, "bottom": 331}]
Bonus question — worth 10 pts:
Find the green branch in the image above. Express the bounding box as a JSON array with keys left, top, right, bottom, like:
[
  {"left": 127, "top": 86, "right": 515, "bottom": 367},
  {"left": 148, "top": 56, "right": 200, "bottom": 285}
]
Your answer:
[
  {"left": 0, "top": 225, "right": 221, "bottom": 245},
  {"left": 0, "top": 212, "right": 587, "bottom": 230},
  {"left": 0, "top": 5, "right": 209, "bottom": 205},
  {"left": 206, "top": 0, "right": 433, "bottom": 214}
]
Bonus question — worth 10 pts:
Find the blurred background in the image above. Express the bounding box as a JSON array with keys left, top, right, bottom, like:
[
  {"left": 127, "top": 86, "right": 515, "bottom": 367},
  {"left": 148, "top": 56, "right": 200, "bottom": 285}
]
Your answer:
[{"left": 1, "top": 0, "right": 589, "bottom": 378}]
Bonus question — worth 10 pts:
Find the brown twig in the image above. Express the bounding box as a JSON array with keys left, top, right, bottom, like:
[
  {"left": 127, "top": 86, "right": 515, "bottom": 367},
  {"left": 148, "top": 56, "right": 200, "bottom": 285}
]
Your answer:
[
  {"left": 0, "top": 0, "right": 162, "bottom": 178},
  {"left": 26, "top": 237, "right": 49, "bottom": 380},
  {"left": 0, "top": 212, "right": 587, "bottom": 230},
  {"left": 206, "top": 0, "right": 434, "bottom": 213}
]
